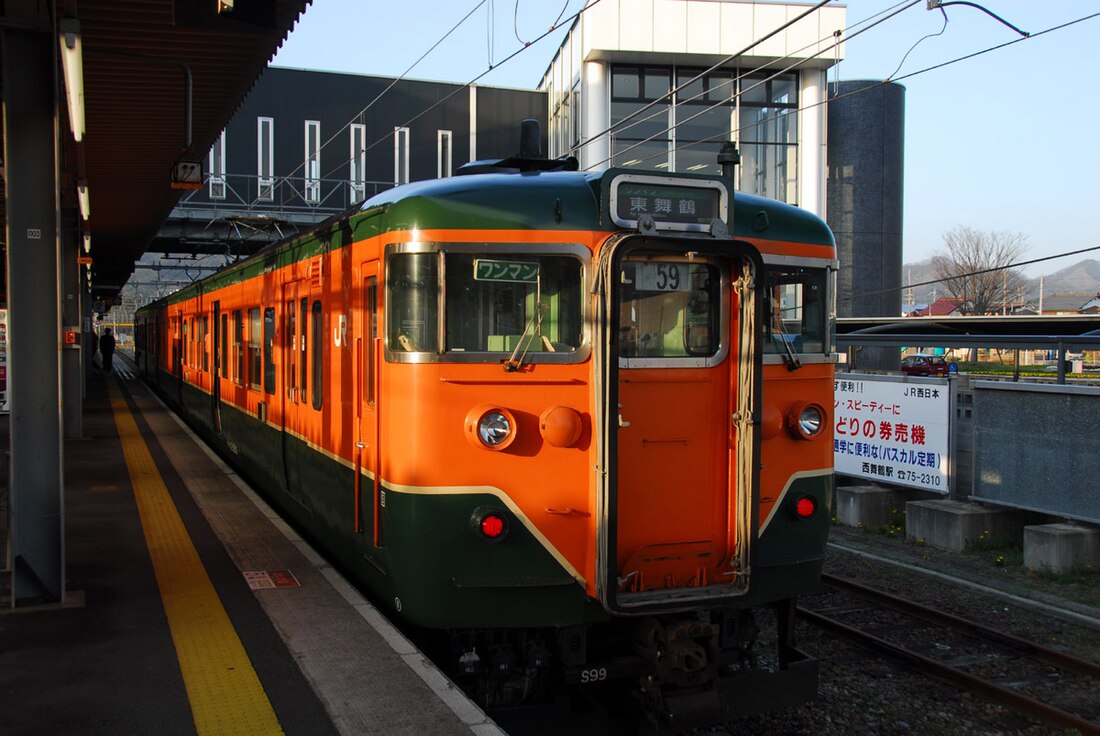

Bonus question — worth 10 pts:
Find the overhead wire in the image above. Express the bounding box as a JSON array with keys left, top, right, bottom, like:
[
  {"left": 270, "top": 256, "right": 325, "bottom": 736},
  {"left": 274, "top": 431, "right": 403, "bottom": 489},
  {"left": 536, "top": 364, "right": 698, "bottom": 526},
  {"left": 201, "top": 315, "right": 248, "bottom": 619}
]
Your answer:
[
  {"left": 830, "top": 0, "right": 920, "bottom": 93},
  {"left": 550, "top": 0, "right": 570, "bottom": 31},
  {"left": 515, "top": 0, "right": 570, "bottom": 46},
  {"left": 514, "top": 0, "right": 524, "bottom": 45},
  {"left": 890, "top": 9, "right": 1098, "bottom": 83},
  {"left": 884, "top": 3, "right": 948, "bottom": 82}
]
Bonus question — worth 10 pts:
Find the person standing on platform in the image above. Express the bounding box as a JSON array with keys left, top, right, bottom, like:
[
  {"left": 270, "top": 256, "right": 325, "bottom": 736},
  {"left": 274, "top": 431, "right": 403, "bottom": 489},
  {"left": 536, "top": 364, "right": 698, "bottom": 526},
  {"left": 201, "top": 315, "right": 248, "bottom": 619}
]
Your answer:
[{"left": 99, "top": 327, "right": 116, "bottom": 374}]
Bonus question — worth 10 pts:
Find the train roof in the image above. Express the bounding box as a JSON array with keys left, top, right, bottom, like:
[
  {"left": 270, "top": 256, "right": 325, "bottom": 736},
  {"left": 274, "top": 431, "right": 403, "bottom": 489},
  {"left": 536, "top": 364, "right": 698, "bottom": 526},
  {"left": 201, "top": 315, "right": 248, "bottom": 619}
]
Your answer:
[
  {"left": 363, "top": 169, "right": 835, "bottom": 248},
  {"left": 141, "top": 168, "right": 833, "bottom": 311}
]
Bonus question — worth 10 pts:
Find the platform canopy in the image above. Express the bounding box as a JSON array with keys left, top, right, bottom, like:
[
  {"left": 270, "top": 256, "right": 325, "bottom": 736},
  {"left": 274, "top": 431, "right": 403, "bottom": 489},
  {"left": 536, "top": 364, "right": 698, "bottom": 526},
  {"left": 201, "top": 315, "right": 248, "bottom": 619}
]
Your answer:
[{"left": 0, "top": 0, "right": 312, "bottom": 307}]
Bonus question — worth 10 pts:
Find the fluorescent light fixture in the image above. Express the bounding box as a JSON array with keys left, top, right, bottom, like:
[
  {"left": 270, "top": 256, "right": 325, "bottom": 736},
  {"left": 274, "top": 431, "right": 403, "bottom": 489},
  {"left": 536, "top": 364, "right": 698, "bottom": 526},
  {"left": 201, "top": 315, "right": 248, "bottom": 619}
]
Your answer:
[
  {"left": 77, "top": 180, "right": 90, "bottom": 220},
  {"left": 622, "top": 159, "right": 641, "bottom": 167},
  {"left": 59, "top": 18, "right": 85, "bottom": 142},
  {"left": 686, "top": 164, "right": 708, "bottom": 171},
  {"left": 655, "top": 162, "right": 670, "bottom": 169},
  {"left": 82, "top": 232, "right": 91, "bottom": 254}
]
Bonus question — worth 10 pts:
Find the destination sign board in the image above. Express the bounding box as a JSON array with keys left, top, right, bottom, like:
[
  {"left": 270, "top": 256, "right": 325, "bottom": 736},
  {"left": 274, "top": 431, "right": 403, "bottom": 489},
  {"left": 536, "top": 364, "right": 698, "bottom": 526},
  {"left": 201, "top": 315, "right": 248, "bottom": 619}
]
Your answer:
[
  {"left": 474, "top": 259, "right": 539, "bottom": 283},
  {"left": 609, "top": 174, "right": 727, "bottom": 232}
]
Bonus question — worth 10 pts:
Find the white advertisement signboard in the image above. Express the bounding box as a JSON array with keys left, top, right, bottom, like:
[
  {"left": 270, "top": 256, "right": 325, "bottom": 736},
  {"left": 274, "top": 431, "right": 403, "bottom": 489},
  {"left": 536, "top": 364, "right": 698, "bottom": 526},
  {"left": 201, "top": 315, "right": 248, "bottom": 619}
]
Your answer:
[{"left": 834, "top": 374, "right": 951, "bottom": 493}]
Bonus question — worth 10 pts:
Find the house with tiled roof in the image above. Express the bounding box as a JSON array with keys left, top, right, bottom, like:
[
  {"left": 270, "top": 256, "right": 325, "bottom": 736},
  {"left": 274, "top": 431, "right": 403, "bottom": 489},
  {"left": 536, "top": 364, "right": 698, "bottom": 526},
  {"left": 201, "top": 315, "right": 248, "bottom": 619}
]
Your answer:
[
  {"left": 1079, "top": 293, "right": 1100, "bottom": 314},
  {"left": 915, "top": 297, "right": 968, "bottom": 317},
  {"left": 1039, "top": 293, "right": 1093, "bottom": 314}
]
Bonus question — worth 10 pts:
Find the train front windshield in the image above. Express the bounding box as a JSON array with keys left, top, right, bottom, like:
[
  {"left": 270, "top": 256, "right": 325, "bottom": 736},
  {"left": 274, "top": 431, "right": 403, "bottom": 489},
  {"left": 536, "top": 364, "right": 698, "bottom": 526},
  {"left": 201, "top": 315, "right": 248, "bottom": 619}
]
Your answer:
[
  {"left": 763, "top": 266, "right": 828, "bottom": 356},
  {"left": 386, "top": 249, "right": 585, "bottom": 359},
  {"left": 617, "top": 259, "right": 722, "bottom": 360}
]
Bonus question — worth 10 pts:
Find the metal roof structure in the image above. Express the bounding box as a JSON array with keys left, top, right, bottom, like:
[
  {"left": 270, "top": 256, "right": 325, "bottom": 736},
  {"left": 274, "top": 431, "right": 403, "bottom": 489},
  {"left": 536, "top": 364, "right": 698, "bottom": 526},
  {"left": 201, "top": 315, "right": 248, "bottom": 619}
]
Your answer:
[
  {"left": 1, "top": 0, "right": 312, "bottom": 306},
  {"left": 836, "top": 315, "right": 1100, "bottom": 350}
]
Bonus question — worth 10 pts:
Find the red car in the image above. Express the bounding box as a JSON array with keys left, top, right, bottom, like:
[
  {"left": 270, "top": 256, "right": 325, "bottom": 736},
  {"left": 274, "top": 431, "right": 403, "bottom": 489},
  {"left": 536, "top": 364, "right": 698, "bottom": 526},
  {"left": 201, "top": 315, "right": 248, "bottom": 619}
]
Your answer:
[{"left": 900, "top": 353, "right": 950, "bottom": 376}]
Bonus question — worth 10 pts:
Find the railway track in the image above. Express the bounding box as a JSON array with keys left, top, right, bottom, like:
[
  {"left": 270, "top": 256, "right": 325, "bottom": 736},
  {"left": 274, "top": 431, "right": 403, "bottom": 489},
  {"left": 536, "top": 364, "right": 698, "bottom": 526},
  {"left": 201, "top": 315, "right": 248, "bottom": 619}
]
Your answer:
[{"left": 798, "top": 573, "right": 1100, "bottom": 735}]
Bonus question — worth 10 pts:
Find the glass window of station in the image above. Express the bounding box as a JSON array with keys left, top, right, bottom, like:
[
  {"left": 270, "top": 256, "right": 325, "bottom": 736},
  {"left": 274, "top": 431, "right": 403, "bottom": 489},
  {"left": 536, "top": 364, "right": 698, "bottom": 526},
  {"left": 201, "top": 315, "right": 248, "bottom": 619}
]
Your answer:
[
  {"left": 385, "top": 248, "right": 585, "bottom": 362},
  {"left": 607, "top": 65, "right": 799, "bottom": 204}
]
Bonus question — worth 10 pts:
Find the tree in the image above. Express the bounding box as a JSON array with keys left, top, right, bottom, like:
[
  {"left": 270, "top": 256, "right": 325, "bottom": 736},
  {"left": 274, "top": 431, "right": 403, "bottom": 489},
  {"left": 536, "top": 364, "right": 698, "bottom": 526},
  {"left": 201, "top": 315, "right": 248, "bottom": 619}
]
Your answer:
[{"left": 930, "top": 226, "right": 1028, "bottom": 315}]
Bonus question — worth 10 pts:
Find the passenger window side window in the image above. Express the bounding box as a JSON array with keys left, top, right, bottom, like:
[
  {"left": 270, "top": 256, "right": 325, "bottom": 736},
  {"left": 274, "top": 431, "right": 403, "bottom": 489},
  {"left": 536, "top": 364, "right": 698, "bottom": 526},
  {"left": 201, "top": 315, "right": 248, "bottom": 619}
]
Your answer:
[
  {"left": 311, "top": 300, "right": 323, "bottom": 410},
  {"left": 248, "top": 307, "right": 262, "bottom": 389},
  {"left": 263, "top": 307, "right": 276, "bottom": 394}
]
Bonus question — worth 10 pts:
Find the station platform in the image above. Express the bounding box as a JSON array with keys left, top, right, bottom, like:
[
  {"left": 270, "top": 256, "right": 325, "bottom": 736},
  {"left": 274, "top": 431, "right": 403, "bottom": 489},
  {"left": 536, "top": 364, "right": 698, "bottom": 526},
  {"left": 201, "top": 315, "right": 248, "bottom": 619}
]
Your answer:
[{"left": 0, "top": 359, "right": 503, "bottom": 736}]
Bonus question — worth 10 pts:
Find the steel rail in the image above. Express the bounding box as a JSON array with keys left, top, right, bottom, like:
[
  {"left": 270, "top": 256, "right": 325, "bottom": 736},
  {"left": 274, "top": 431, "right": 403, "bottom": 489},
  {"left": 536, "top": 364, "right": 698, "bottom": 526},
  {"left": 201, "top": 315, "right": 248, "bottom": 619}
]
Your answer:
[
  {"left": 819, "top": 573, "right": 1100, "bottom": 680},
  {"left": 799, "top": 574, "right": 1100, "bottom": 735}
]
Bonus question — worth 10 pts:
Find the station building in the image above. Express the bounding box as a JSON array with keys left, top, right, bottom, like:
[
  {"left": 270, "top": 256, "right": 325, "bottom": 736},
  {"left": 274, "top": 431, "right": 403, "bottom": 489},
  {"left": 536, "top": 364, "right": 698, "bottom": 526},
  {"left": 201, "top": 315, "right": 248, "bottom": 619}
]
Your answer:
[{"left": 539, "top": 0, "right": 846, "bottom": 217}]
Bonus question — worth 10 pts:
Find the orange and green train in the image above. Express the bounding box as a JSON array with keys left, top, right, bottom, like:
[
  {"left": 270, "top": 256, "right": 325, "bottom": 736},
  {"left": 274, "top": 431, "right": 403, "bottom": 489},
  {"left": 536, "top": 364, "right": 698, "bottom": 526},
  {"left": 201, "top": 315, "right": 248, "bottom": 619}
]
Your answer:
[{"left": 135, "top": 138, "right": 836, "bottom": 729}]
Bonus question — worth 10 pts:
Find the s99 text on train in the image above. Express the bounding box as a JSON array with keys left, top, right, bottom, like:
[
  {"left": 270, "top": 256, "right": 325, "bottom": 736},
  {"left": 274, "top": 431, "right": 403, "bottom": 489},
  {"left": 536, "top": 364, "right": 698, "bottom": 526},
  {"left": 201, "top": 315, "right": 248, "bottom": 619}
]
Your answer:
[{"left": 135, "top": 125, "right": 836, "bottom": 732}]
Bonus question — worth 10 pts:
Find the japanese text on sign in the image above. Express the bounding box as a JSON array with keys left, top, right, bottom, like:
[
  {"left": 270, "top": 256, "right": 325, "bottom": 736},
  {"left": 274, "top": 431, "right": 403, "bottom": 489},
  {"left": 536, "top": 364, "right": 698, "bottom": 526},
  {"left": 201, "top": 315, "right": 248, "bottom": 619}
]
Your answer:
[
  {"left": 474, "top": 259, "right": 539, "bottom": 283},
  {"left": 833, "top": 375, "right": 950, "bottom": 493},
  {"left": 614, "top": 182, "right": 721, "bottom": 226}
]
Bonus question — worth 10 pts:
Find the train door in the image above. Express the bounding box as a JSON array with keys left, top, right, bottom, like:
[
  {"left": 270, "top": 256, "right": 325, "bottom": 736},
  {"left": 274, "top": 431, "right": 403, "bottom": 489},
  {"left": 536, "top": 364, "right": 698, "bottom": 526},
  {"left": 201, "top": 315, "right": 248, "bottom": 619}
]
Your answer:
[
  {"left": 281, "top": 280, "right": 309, "bottom": 501},
  {"left": 606, "top": 241, "right": 759, "bottom": 611},
  {"left": 212, "top": 301, "right": 222, "bottom": 433},
  {"left": 355, "top": 262, "right": 383, "bottom": 556}
]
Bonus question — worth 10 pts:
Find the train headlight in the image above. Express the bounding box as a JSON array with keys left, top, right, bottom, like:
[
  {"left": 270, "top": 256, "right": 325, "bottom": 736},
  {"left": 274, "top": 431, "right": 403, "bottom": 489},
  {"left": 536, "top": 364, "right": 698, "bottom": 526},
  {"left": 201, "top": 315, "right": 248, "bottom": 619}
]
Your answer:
[
  {"left": 479, "top": 412, "right": 511, "bottom": 445},
  {"left": 786, "top": 401, "right": 826, "bottom": 440},
  {"left": 465, "top": 405, "right": 517, "bottom": 451}
]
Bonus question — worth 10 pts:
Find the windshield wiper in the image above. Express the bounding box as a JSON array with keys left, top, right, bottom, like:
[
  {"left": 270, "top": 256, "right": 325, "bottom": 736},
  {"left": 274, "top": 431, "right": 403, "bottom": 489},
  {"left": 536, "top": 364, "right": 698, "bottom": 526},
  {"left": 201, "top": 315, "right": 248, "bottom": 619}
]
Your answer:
[
  {"left": 772, "top": 304, "right": 802, "bottom": 372},
  {"left": 504, "top": 278, "right": 544, "bottom": 372}
]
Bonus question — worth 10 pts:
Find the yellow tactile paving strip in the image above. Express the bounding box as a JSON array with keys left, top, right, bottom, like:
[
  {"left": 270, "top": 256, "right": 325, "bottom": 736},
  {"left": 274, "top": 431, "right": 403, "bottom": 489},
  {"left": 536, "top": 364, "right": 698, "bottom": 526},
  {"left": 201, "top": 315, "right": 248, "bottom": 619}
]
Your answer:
[{"left": 107, "top": 380, "right": 284, "bottom": 735}]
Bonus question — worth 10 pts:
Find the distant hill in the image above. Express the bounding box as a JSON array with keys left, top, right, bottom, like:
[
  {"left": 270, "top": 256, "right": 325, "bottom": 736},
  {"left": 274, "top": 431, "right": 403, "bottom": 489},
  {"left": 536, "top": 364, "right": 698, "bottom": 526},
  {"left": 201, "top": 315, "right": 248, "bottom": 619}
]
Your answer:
[
  {"left": 901, "top": 258, "right": 1100, "bottom": 312},
  {"left": 1037, "top": 259, "right": 1100, "bottom": 297}
]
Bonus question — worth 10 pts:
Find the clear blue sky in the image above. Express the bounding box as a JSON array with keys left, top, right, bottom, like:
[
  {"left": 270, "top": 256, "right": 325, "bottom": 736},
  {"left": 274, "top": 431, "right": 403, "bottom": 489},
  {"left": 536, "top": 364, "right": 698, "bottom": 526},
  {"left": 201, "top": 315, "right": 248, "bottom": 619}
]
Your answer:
[{"left": 272, "top": 1, "right": 1100, "bottom": 277}]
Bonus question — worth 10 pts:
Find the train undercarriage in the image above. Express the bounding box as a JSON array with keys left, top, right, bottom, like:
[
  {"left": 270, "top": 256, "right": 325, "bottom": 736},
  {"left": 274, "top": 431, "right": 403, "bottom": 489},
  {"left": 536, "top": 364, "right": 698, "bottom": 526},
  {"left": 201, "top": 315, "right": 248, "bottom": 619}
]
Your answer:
[{"left": 446, "top": 600, "right": 819, "bottom": 734}]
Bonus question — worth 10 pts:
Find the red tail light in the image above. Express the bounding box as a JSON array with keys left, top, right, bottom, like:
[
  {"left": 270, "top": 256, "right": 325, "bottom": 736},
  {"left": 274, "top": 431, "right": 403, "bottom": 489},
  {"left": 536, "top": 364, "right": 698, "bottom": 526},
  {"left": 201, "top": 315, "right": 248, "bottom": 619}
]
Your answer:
[
  {"left": 472, "top": 509, "right": 509, "bottom": 541},
  {"left": 480, "top": 514, "right": 506, "bottom": 538},
  {"left": 794, "top": 496, "right": 816, "bottom": 519}
]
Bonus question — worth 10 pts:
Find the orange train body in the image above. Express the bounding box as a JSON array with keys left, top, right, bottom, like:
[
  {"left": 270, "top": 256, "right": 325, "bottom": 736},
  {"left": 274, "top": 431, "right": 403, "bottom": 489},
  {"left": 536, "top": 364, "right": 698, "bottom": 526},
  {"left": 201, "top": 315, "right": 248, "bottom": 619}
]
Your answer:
[{"left": 137, "top": 164, "right": 836, "bottom": 726}]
